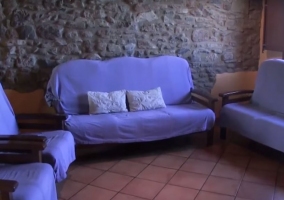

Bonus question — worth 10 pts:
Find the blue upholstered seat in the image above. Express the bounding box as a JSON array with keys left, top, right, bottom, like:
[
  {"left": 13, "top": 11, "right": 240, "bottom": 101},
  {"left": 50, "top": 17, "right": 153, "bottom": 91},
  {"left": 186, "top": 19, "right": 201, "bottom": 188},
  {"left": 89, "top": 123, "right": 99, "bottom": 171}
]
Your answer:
[{"left": 0, "top": 163, "right": 57, "bottom": 200}]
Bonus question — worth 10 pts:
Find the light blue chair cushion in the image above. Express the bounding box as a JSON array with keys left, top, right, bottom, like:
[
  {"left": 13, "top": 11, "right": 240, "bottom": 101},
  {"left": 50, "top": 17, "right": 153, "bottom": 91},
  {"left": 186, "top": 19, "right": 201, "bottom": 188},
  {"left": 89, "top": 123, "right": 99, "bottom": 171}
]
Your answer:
[
  {"left": 32, "top": 130, "right": 76, "bottom": 182},
  {"left": 0, "top": 163, "right": 57, "bottom": 200},
  {"left": 219, "top": 103, "right": 273, "bottom": 135},
  {"left": 253, "top": 114, "right": 284, "bottom": 152}
]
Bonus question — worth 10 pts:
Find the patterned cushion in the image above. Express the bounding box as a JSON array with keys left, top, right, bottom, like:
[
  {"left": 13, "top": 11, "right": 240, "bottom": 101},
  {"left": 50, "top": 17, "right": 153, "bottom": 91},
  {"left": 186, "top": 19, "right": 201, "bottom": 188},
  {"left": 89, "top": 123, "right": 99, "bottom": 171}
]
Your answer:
[
  {"left": 126, "top": 87, "right": 166, "bottom": 112},
  {"left": 88, "top": 90, "right": 128, "bottom": 114}
]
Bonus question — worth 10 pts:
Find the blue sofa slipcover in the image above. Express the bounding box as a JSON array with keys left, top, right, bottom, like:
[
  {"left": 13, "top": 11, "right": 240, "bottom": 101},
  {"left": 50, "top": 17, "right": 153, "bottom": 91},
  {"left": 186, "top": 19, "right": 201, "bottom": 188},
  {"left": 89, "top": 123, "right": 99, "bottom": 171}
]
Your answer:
[
  {"left": 0, "top": 163, "right": 57, "bottom": 200},
  {"left": 0, "top": 84, "right": 76, "bottom": 182},
  {"left": 45, "top": 56, "right": 217, "bottom": 145},
  {"left": 219, "top": 59, "right": 284, "bottom": 153}
]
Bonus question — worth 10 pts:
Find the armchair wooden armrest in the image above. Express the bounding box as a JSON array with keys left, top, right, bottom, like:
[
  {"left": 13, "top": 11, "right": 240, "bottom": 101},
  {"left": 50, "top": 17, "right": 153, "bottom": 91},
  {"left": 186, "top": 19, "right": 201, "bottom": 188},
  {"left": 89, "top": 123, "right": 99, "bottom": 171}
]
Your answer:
[
  {"left": 191, "top": 89, "right": 218, "bottom": 111},
  {"left": 16, "top": 113, "right": 67, "bottom": 130},
  {"left": 0, "top": 180, "right": 18, "bottom": 193},
  {"left": 219, "top": 90, "right": 254, "bottom": 106},
  {"left": 0, "top": 135, "right": 46, "bottom": 142},
  {"left": 0, "top": 136, "right": 47, "bottom": 164},
  {"left": 0, "top": 179, "right": 18, "bottom": 200},
  {"left": 0, "top": 140, "right": 46, "bottom": 151}
]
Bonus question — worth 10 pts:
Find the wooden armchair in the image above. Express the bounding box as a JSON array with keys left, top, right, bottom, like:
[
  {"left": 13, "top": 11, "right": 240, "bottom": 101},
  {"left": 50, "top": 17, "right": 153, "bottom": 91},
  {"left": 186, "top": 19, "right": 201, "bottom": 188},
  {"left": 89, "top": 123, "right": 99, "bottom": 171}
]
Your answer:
[
  {"left": 0, "top": 135, "right": 48, "bottom": 200},
  {"left": 0, "top": 83, "right": 76, "bottom": 183}
]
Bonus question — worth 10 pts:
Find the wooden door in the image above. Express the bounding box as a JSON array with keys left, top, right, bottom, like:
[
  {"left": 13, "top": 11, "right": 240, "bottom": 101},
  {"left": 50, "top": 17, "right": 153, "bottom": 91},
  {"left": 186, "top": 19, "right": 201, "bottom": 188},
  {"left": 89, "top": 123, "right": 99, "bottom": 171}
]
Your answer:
[{"left": 263, "top": 0, "right": 284, "bottom": 56}]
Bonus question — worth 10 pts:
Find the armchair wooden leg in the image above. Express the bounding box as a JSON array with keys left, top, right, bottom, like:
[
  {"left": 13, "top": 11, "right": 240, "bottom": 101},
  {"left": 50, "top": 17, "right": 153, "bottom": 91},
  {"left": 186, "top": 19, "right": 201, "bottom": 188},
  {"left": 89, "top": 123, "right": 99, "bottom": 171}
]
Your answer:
[
  {"left": 220, "top": 127, "right": 227, "bottom": 140},
  {"left": 1, "top": 192, "right": 12, "bottom": 200},
  {"left": 207, "top": 128, "right": 214, "bottom": 146}
]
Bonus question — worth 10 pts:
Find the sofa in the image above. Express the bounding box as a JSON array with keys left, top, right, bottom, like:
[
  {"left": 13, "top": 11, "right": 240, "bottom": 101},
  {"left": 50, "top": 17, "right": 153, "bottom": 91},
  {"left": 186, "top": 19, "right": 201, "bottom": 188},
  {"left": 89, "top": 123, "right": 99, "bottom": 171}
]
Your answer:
[
  {"left": 219, "top": 59, "right": 284, "bottom": 152},
  {"left": 45, "top": 56, "right": 217, "bottom": 146}
]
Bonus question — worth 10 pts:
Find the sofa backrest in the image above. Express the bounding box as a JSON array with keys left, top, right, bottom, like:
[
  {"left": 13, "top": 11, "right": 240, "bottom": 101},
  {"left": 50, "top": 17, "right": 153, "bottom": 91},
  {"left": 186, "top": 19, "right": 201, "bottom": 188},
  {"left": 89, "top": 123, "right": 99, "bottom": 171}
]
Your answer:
[
  {"left": 251, "top": 59, "right": 284, "bottom": 114},
  {"left": 46, "top": 56, "right": 194, "bottom": 114},
  {"left": 0, "top": 84, "right": 19, "bottom": 135}
]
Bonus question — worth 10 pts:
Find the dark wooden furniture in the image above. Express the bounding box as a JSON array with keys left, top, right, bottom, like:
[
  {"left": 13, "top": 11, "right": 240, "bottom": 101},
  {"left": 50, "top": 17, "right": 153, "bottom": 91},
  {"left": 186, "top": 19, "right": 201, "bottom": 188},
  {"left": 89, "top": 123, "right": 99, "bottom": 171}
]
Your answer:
[
  {"left": 0, "top": 134, "right": 47, "bottom": 200},
  {"left": 263, "top": 0, "right": 284, "bottom": 58},
  {"left": 191, "top": 89, "right": 218, "bottom": 145},
  {"left": 218, "top": 90, "right": 254, "bottom": 139},
  {"left": 16, "top": 113, "right": 66, "bottom": 131}
]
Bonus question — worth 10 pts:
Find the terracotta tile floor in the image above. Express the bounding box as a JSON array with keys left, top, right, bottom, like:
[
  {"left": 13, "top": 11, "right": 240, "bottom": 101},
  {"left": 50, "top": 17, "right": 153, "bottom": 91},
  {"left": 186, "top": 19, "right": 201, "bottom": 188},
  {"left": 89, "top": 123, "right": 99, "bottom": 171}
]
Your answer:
[{"left": 56, "top": 132, "right": 284, "bottom": 200}]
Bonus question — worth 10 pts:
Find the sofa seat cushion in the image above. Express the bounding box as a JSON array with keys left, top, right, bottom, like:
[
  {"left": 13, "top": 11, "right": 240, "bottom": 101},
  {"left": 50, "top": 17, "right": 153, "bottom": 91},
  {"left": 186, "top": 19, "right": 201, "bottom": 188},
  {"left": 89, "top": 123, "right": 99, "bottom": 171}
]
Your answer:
[
  {"left": 0, "top": 163, "right": 57, "bottom": 200},
  {"left": 253, "top": 114, "right": 284, "bottom": 152},
  {"left": 219, "top": 103, "right": 273, "bottom": 135},
  {"left": 65, "top": 103, "right": 215, "bottom": 144},
  {"left": 28, "top": 130, "right": 76, "bottom": 182}
]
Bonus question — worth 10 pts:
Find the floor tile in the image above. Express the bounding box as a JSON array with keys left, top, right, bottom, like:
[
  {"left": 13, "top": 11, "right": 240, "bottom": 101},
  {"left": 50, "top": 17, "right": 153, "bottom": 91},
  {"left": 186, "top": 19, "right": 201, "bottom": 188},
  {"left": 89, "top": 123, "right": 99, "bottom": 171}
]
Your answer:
[
  {"left": 109, "top": 160, "right": 147, "bottom": 177},
  {"left": 151, "top": 154, "right": 187, "bottom": 169},
  {"left": 68, "top": 163, "right": 79, "bottom": 172},
  {"left": 180, "top": 158, "right": 216, "bottom": 175},
  {"left": 91, "top": 172, "right": 133, "bottom": 192},
  {"left": 211, "top": 163, "right": 246, "bottom": 180},
  {"left": 274, "top": 187, "right": 284, "bottom": 200},
  {"left": 167, "top": 147, "right": 195, "bottom": 158},
  {"left": 237, "top": 181, "right": 274, "bottom": 200},
  {"left": 127, "top": 155, "right": 157, "bottom": 164},
  {"left": 225, "top": 144, "right": 251, "bottom": 156},
  {"left": 137, "top": 165, "right": 176, "bottom": 183},
  {"left": 69, "top": 185, "right": 116, "bottom": 200},
  {"left": 121, "top": 178, "right": 164, "bottom": 199},
  {"left": 112, "top": 193, "right": 146, "bottom": 200},
  {"left": 56, "top": 179, "right": 86, "bottom": 200},
  {"left": 248, "top": 156, "right": 279, "bottom": 171},
  {"left": 195, "top": 191, "right": 234, "bottom": 200},
  {"left": 219, "top": 152, "right": 250, "bottom": 167},
  {"left": 205, "top": 143, "right": 226, "bottom": 153},
  {"left": 202, "top": 176, "right": 240, "bottom": 196},
  {"left": 154, "top": 184, "right": 198, "bottom": 200},
  {"left": 243, "top": 168, "right": 277, "bottom": 186},
  {"left": 84, "top": 160, "right": 118, "bottom": 171},
  {"left": 169, "top": 171, "right": 208, "bottom": 190},
  {"left": 68, "top": 166, "right": 104, "bottom": 184},
  {"left": 190, "top": 149, "right": 221, "bottom": 162}
]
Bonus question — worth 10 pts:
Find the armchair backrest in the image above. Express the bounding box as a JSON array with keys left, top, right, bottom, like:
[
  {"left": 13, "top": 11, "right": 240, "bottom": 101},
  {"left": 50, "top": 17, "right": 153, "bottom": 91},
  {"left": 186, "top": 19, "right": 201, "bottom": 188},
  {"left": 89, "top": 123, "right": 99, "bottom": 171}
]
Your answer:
[
  {"left": 0, "top": 84, "right": 19, "bottom": 135},
  {"left": 251, "top": 59, "right": 284, "bottom": 114}
]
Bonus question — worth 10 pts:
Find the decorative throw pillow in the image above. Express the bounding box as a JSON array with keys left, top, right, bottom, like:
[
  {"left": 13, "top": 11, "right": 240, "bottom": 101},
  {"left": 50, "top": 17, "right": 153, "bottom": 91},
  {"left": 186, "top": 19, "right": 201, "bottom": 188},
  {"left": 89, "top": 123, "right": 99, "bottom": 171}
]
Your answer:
[
  {"left": 126, "top": 87, "right": 166, "bottom": 112},
  {"left": 87, "top": 90, "right": 128, "bottom": 114}
]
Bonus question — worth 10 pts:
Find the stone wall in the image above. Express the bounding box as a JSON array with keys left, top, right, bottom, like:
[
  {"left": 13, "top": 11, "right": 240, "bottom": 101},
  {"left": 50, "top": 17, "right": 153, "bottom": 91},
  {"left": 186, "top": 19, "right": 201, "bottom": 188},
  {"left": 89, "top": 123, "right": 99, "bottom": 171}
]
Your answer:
[{"left": 0, "top": 0, "right": 262, "bottom": 92}]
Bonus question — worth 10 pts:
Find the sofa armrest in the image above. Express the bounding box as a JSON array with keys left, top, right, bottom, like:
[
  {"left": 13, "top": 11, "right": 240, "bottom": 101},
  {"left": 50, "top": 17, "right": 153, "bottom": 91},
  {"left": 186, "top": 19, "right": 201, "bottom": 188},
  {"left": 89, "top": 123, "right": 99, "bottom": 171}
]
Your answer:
[
  {"left": 219, "top": 90, "right": 254, "bottom": 106},
  {"left": 0, "top": 139, "right": 46, "bottom": 151},
  {"left": 219, "top": 90, "right": 254, "bottom": 98},
  {"left": 16, "top": 113, "right": 67, "bottom": 130},
  {"left": 191, "top": 89, "right": 218, "bottom": 111},
  {"left": 0, "top": 180, "right": 18, "bottom": 193},
  {"left": 0, "top": 136, "right": 47, "bottom": 164},
  {"left": 0, "top": 135, "right": 46, "bottom": 142}
]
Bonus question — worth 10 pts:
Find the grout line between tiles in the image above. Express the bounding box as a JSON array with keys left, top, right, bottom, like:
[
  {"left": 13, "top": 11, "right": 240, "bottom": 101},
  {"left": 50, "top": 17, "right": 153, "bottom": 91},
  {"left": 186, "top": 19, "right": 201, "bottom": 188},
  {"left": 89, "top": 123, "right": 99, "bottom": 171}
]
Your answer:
[
  {"left": 66, "top": 160, "right": 120, "bottom": 200},
  {"left": 66, "top": 183, "right": 88, "bottom": 200},
  {"left": 193, "top": 146, "right": 223, "bottom": 200},
  {"left": 233, "top": 151, "right": 252, "bottom": 199},
  {"left": 150, "top": 147, "right": 194, "bottom": 200},
  {"left": 110, "top": 151, "right": 164, "bottom": 200},
  {"left": 272, "top": 161, "right": 282, "bottom": 200}
]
